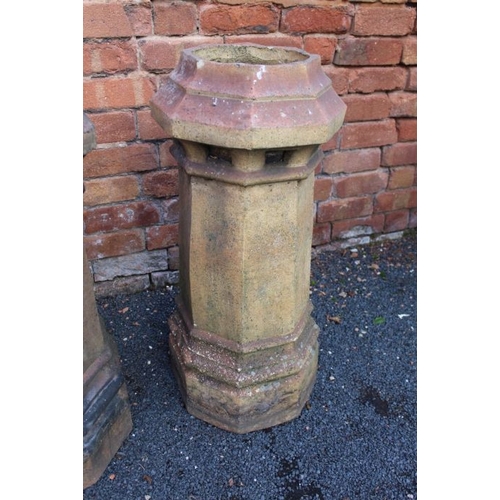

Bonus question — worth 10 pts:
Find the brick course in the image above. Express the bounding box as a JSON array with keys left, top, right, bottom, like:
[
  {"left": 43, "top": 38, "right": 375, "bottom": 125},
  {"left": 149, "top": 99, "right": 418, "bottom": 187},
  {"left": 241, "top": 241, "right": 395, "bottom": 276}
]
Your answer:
[
  {"left": 153, "top": 2, "right": 197, "bottom": 36},
  {"left": 83, "top": 3, "right": 134, "bottom": 39},
  {"left": 84, "top": 230, "right": 145, "bottom": 260},
  {"left": 334, "top": 37, "right": 403, "bottom": 66},
  {"left": 200, "top": 4, "right": 280, "bottom": 35},
  {"left": 347, "top": 67, "right": 407, "bottom": 93},
  {"left": 137, "top": 110, "right": 169, "bottom": 141},
  {"left": 342, "top": 93, "right": 391, "bottom": 122},
  {"left": 87, "top": 111, "right": 136, "bottom": 144},
  {"left": 387, "top": 166, "right": 416, "bottom": 189},
  {"left": 84, "top": 176, "right": 140, "bottom": 206},
  {"left": 142, "top": 169, "right": 179, "bottom": 198},
  {"left": 317, "top": 196, "right": 373, "bottom": 223},
  {"left": 382, "top": 142, "right": 417, "bottom": 166},
  {"left": 83, "top": 40, "right": 137, "bottom": 75},
  {"left": 374, "top": 188, "right": 417, "bottom": 212},
  {"left": 384, "top": 210, "right": 409, "bottom": 232},
  {"left": 396, "top": 118, "right": 417, "bottom": 142},
  {"left": 303, "top": 35, "right": 338, "bottom": 65},
  {"left": 125, "top": 3, "right": 152, "bottom": 37},
  {"left": 84, "top": 144, "right": 158, "bottom": 178},
  {"left": 352, "top": 5, "right": 416, "bottom": 36},
  {"left": 402, "top": 36, "right": 417, "bottom": 65},
  {"left": 83, "top": 75, "right": 156, "bottom": 110},
  {"left": 332, "top": 215, "right": 385, "bottom": 239},
  {"left": 139, "top": 36, "right": 224, "bottom": 72},
  {"left": 83, "top": 201, "right": 161, "bottom": 234},
  {"left": 312, "top": 223, "right": 332, "bottom": 246},
  {"left": 339, "top": 120, "right": 398, "bottom": 150},
  {"left": 323, "top": 148, "right": 381, "bottom": 174},
  {"left": 333, "top": 170, "right": 388, "bottom": 198},
  {"left": 388, "top": 91, "right": 417, "bottom": 117},
  {"left": 314, "top": 177, "right": 334, "bottom": 201},
  {"left": 83, "top": 0, "right": 417, "bottom": 293},
  {"left": 281, "top": 5, "right": 353, "bottom": 34},
  {"left": 146, "top": 224, "right": 179, "bottom": 250}
]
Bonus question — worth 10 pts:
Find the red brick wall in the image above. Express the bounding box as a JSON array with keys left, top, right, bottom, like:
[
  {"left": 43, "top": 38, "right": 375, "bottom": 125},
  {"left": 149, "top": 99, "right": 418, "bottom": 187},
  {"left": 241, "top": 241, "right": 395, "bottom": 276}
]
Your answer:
[{"left": 83, "top": 0, "right": 417, "bottom": 296}]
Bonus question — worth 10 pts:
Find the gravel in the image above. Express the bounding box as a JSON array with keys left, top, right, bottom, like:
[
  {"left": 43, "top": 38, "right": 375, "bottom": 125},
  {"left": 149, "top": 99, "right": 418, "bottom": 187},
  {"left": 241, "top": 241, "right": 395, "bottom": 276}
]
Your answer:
[{"left": 84, "top": 231, "right": 417, "bottom": 500}]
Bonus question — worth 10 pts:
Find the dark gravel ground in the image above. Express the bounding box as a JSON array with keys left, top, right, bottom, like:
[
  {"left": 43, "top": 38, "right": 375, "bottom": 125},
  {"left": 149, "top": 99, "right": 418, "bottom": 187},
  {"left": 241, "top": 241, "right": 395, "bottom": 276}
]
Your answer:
[{"left": 84, "top": 231, "right": 417, "bottom": 500}]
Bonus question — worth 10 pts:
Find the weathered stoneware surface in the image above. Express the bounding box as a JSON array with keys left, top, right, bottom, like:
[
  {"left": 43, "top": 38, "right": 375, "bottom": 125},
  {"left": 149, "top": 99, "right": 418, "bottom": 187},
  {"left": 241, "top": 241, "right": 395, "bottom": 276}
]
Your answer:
[
  {"left": 83, "top": 115, "right": 133, "bottom": 486},
  {"left": 83, "top": 112, "right": 97, "bottom": 156},
  {"left": 152, "top": 44, "right": 346, "bottom": 433}
]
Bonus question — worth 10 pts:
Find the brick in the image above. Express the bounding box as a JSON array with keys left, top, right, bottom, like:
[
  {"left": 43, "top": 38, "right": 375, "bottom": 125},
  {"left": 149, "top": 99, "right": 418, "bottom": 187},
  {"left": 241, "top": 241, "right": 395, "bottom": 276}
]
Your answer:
[
  {"left": 83, "top": 76, "right": 156, "bottom": 110},
  {"left": 314, "top": 176, "right": 333, "bottom": 201},
  {"left": 137, "top": 110, "right": 169, "bottom": 140},
  {"left": 168, "top": 246, "right": 180, "bottom": 270},
  {"left": 334, "top": 37, "right": 403, "bottom": 66},
  {"left": 389, "top": 91, "right": 417, "bottom": 117},
  {"left": 388, "top": 166, "right": 416, "bottom": 189},
  {"left": 384, "top": 210, "right": 409, "bottom": 232},
  {"left": 332, "top": 214, "right": 384, "bottom": 238},
  {"left": 402, "top": 36, "right": 417, "bottom": 65},
  {"left": 354, "top": 0, "right": 407, "bottom": 3},
  {"left": 323, "top": 66, "right": 350, "bottom": 95},
  {"left": 125, "top": 3, "right": 153, "bottom": 36},
  {"left": 225, "top": 34, "right": 302, "bottom": 48},
  {"left": 200, "top": 4, "right": 279, "bottom": 35},
  {"left": 339, "top": 120, "right": 397, "bottom": 150},
  {"left": 92, "top": 250, "right": 168, "bottom": 282},
  {"left": 154, "top": 2, "right": 197, "bottom": 36},
  {"left": 139, "top": 38, "right": 178, "bottom": 72},
  {"left": 374, "top": 188, "right": 416, "bottom": 212},
  {"left": 142, "top": 169, "right": 179, "bottom": 198},
  {"left": 342, "top": 93, "right": 391, "bottom": 122},
  {"left": 88, "top": 111, "right": 136, "bottom": 144},
  {"left": 315, "top": 160, "right": 323, "bottom": 176},
  {"left": 139, "top": 36, "right": 224, "bottom": 72},
  {"left": 323, "top": 148, "right": 381, "bottom": 174},
  {"left": 83, "top": 3, "right": 133, "bottom": 38},
  {"left": 396, "top": 118, "right": 417, "bottom": 142},
  {"left": 146, "top": 224, "right": 179, "bottom": 250},
  {"left": 353, "top": 5, "right": 416, "bottom": 36},
  {"left": 407, "top": 67, "right": 417, "bottom": 91},
  {"left": 83, "top": 40, "right": 137, "bottom": 75},
  {"left": 303, "top": 35, "right": 338, "bottom": 65},
  {"left": 317, "top": 196, "right": 373, "bottom": 223},
  {"left": 84, "top": 229, "right": 145, "bottom": 260},
  {"left": 320, "top": 132, "right": 340, "bottom": 153},
  {"left": 84, "top": 201, "right": 161, "bottom": 234},
  {"left": 94, "top": 275, "right": 151, "bottom": 298},
  {"left": 161, "top": 197, "right": 180, "bottom": 223},
  {"left": 215, "top": 0, "right": 331, "bottom": 5},
  {"left": 348, "top": 67, "right": 407, "bottom": 93},
  {"left": 84, "top": 144, "right": 158, "bottom": 178},
  {"left": 281, "top": 5, "right": 352, "bottom": 34},
  {"left": 382, "top": 142, "right": 417, "bottom": 166},
  {"left": 312, "top": 222, "right": 331, "bottom": 246},
  {"left": 333, "top": 170, "right": 388, "bottom": 198},
  {"left": 159, "top": 140, "right": 179, "bottom": 167},
  {"left": 84, "top": 176, "right": 140, "bottom": 206}
]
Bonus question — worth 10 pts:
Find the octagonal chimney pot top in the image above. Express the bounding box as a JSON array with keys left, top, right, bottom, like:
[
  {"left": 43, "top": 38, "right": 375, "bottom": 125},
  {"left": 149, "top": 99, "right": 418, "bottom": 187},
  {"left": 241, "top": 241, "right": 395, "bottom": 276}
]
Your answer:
[{"left": 150, "top": 43, "right": 347, "bottom": 150}]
